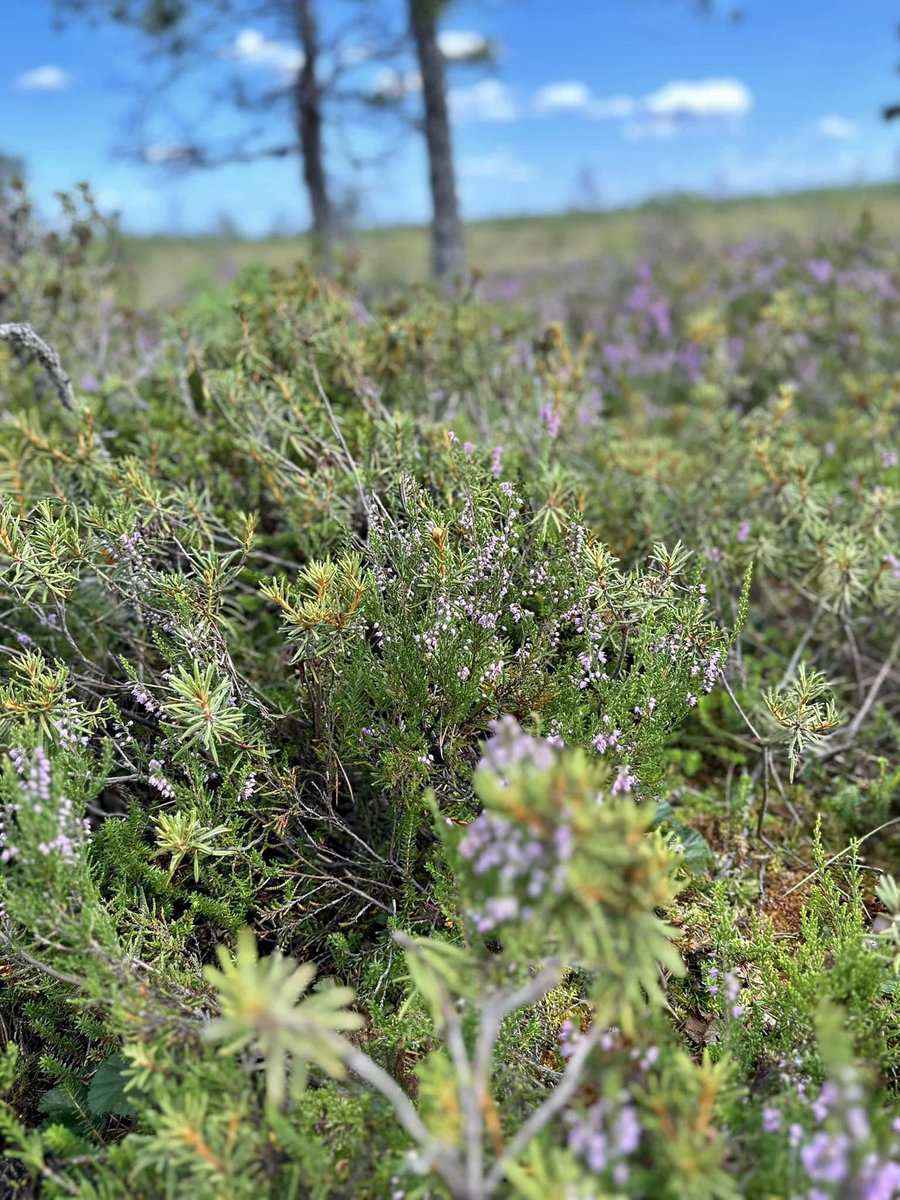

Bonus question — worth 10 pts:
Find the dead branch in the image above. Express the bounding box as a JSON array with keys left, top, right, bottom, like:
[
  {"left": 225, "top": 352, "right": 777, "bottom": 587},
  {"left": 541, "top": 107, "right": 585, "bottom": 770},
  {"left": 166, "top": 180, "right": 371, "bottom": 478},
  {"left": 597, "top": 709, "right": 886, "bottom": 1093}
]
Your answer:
[{"left": 0, "top": 321, "right": 76, "bottom": 410}]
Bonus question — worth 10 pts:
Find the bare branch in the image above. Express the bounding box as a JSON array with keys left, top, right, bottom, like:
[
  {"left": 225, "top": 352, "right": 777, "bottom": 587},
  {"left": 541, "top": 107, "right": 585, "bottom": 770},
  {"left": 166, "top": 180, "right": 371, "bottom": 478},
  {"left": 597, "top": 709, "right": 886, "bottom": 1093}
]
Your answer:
[
  {"left": 484, "top": 1024, "right": 603, "bottom": 1194},
  {"left": 0, "top": 322, "right": 75, "bottom": 410},
  {"left": 341, "top": 1043, "right": 469, "bottom": 1198}
]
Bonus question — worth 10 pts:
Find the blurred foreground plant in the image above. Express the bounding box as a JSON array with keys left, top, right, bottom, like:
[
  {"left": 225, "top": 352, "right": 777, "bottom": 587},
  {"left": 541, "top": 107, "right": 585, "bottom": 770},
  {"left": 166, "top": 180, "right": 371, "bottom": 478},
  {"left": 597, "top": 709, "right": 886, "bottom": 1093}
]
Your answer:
[{"left": 196, "top": 725, "right": 738, "bottom": 1199}]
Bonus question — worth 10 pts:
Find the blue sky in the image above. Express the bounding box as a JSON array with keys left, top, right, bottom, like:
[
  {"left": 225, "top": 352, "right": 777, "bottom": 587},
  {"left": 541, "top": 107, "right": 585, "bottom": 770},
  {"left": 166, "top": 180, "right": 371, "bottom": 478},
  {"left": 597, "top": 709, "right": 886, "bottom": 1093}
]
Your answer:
[{"left": 2, "top": 0, "right": 898, "bottom": 235}]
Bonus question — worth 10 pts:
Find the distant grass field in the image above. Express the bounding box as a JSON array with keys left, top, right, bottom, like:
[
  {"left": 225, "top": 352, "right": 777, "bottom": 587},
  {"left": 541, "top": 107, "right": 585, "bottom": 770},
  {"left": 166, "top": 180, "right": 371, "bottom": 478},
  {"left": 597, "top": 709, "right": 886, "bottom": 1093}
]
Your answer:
[{"left": 122, "top": 181, "right": 900, "bottom": 307}]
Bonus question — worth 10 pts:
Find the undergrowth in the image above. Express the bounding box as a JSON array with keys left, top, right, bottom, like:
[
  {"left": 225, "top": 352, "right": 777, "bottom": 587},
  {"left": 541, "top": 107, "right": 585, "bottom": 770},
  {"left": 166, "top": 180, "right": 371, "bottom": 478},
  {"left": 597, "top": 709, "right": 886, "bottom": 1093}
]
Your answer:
[{"left": 0, "top": 183, "right": 898, "bottom": 1199}]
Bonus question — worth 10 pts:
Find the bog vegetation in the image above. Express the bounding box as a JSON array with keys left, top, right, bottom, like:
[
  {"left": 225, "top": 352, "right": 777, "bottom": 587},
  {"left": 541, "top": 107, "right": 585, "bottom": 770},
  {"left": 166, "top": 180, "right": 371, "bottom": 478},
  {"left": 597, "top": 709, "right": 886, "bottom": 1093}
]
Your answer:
[{"left": 0, "top": 180, "right": 899, "bottom": 1198}]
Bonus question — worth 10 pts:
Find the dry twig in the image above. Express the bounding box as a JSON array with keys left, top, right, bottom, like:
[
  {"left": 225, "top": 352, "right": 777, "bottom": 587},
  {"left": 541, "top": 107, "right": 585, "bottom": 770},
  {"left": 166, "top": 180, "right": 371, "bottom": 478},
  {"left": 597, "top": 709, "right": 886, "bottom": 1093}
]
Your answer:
[{"left": 0, "top": 321, "right": 75, "bottom": 410}]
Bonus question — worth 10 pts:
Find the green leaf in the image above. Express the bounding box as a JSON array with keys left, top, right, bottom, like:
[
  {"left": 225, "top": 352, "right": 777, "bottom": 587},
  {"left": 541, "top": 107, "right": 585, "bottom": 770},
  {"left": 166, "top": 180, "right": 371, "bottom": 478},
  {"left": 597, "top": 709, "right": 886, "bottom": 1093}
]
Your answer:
[
  {"left": 651, "top": 798, "right": 674, "bottom": 828},
  {"left": 36, "top": 1083, "right": 100, "bottom": 1140},
  {"left": 87, "top": 1054, "right": 138, "bottom": 1117},
  {"left": 668, "top": 820, "right": 715, "bottom": 873},
  {"left": 37, "top": 1086, "right": 80, "bottom": 1121}
]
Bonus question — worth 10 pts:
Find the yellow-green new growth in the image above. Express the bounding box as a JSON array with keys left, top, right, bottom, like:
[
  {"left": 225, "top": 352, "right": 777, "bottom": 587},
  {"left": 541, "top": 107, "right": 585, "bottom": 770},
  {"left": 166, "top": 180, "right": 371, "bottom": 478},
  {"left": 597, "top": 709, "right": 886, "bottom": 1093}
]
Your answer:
[
  {"left": 151, "top": 809, "right": 234, "bottom": 881},
  {"left": 202, "top": 928, "right": 364, "bottom": 1109},
  {"left": 166, "top": 662, "right": 245, "bottom": 765}
]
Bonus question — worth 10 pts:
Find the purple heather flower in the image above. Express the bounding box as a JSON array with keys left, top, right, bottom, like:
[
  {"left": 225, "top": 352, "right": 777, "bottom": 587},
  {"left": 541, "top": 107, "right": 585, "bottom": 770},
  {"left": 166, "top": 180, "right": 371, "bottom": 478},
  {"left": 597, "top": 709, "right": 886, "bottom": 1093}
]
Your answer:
[
  {"left": 28, "top": 748, "right": 51, "bottom": 802},
  {"left": 678, "top": 343, "right": 703, "bottom": 384},
  {"left": 477, "top": 716, "right": 560, "bottom": 777},
  {"left": 567, "top": 1095, "right": 642, "bottom": 1178},
  {"left": 131, "top": 683, "right": 161, "bottom": 717},
  {"left": 737, "top": 520, "right": 752, "bottom": 543},
  {"left": 762, "top": 1106, "right": 782, "bottom": 1133},
  {"left": 2, "top": 750, "right": 90, "bottom": 867},
  {"left": 812, "top": 1081, "right": 840, "bottom": 1123},
  {"left": 800, "top": 1131, "right": 852, "bottom": 1186},
  {"left": 615, "top": 1104, "right": 642, "bottom": 1156},
  {"left": 858, "top": 1157, "right": 900, "bottom": 1200},
  {"left": 807, "top": 259, "right": 834, "bottom": 285},
  {"left": 148, "top": 759, "right": 175, "bottom": 800},
  {"left": 539, "top": 401, "right": 561, "bottom": 439},
  {"left": 486, "top": 277, "right": 521, "bottom": 303},
  {"left": 604, "top": 339, "right": 640, "bottom": 368},
  {"left": 846, "top": 1106, "right": 871, "bottom": 1144},
  {"left": 593, "top": 727, "right": 621, "bottom": 755},
  {"left": 460, "top": 720, "right": 574, "bottom": 931},
  {"left": 611, "top": 764, "right": 637, "bottom": 795},
  {"left": 640, "top": 1045, "right": 660, "bottom": 1070},
  {"left": 727, "top": 336, "right": 744, "bottom": 368},
  {"left": 883, "top": 450, "right": 899, "bottom": 468},
  {"left": 490, "top": 445, "right": 504, "bottom": 479},
  {"left": 559, "top": 1019, "right": 579, "bottom": 1059},
  {"left": 474, "top": 894, "right": 519, "bottom": 933}
]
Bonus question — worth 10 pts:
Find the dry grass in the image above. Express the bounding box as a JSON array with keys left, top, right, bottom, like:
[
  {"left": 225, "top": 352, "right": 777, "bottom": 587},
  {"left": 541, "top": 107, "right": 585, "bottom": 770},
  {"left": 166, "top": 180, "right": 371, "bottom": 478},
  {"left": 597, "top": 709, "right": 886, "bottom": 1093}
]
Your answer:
[{"left": 121, "top": 182, "right": 900, "bottom": 306}]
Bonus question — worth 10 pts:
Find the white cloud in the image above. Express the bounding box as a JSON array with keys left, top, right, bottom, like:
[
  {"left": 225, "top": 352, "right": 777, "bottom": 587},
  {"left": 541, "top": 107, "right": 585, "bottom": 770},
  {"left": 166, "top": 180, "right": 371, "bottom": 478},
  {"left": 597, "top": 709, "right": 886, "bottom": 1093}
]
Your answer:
[
  {"left": 438, "top": 30, "right": 493, "bottom": 61},
  {"left": 221, "top": 28, "right": 304, "bottom": 77},
  {"left": 622, "top": 78, "right": 751, "bottom": 138},
  {"left": 531, "top": 78, "right": 746, "bottom": 131},
  {"left": 14, "top": 65, "right": 71, "bottom": 91},
  {"left": 533, "top": 81, "right": 635, "bottom": 119},
  {"left": 534, "top": 81, "right": 593, "bottom": 113},
  {"left": 815, "top": 115, "right": 858, "bottom": 140},
  {"left": 459, "top": 148, "right": 534, "bottom": 182},
  {"left": 449, "top": 78, "right": 516, "bottom": 122},
  {"left": 644, "top": 78, "right": 751, "bottom": 119},
  {"left": 587, "top": 95, "right": 636, "bottom": 119}
]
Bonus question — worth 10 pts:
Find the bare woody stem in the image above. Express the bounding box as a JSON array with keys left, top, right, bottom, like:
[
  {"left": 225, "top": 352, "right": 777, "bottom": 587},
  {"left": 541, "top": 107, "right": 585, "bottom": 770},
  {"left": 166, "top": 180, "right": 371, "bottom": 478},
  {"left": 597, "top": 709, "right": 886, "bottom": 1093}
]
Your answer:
[
  {"left": 341, "top": 1043, "right": 469, "bottom": 1198},
  {"left": 339, "top": 958, "right": 572, "bottom": 1200},
  {"left": 484, "top": 1023, "right": 603, "bottom": 1195},
  {"left": 0, "top": 322, "right": 75, "bottom": 410}
]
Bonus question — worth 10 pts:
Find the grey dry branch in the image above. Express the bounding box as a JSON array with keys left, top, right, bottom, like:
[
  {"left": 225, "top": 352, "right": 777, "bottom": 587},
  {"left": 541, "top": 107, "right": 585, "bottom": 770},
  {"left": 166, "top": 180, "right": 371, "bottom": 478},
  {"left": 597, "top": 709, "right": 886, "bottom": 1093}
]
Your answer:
[{"left": 0, "top": 322, "right": 75, "bottom": 410}]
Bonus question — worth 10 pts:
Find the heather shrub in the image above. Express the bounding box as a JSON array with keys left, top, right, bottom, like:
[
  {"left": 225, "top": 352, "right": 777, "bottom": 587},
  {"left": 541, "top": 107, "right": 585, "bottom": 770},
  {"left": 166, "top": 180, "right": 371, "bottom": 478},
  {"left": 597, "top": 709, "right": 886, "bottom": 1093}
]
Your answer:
[{"left": 1, "top": 185, "right": 898, "bottom": 1197}]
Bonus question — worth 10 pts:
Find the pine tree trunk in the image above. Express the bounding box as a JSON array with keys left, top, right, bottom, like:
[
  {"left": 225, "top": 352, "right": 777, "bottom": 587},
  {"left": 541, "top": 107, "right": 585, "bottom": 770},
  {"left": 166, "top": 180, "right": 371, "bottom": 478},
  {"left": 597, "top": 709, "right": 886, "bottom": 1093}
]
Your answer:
[
  {"left": 296, "top": 0, "right": 335, "bottom": 266},
  {"left": 409, "top": 0, "right": 466, "bottom": 278}
]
